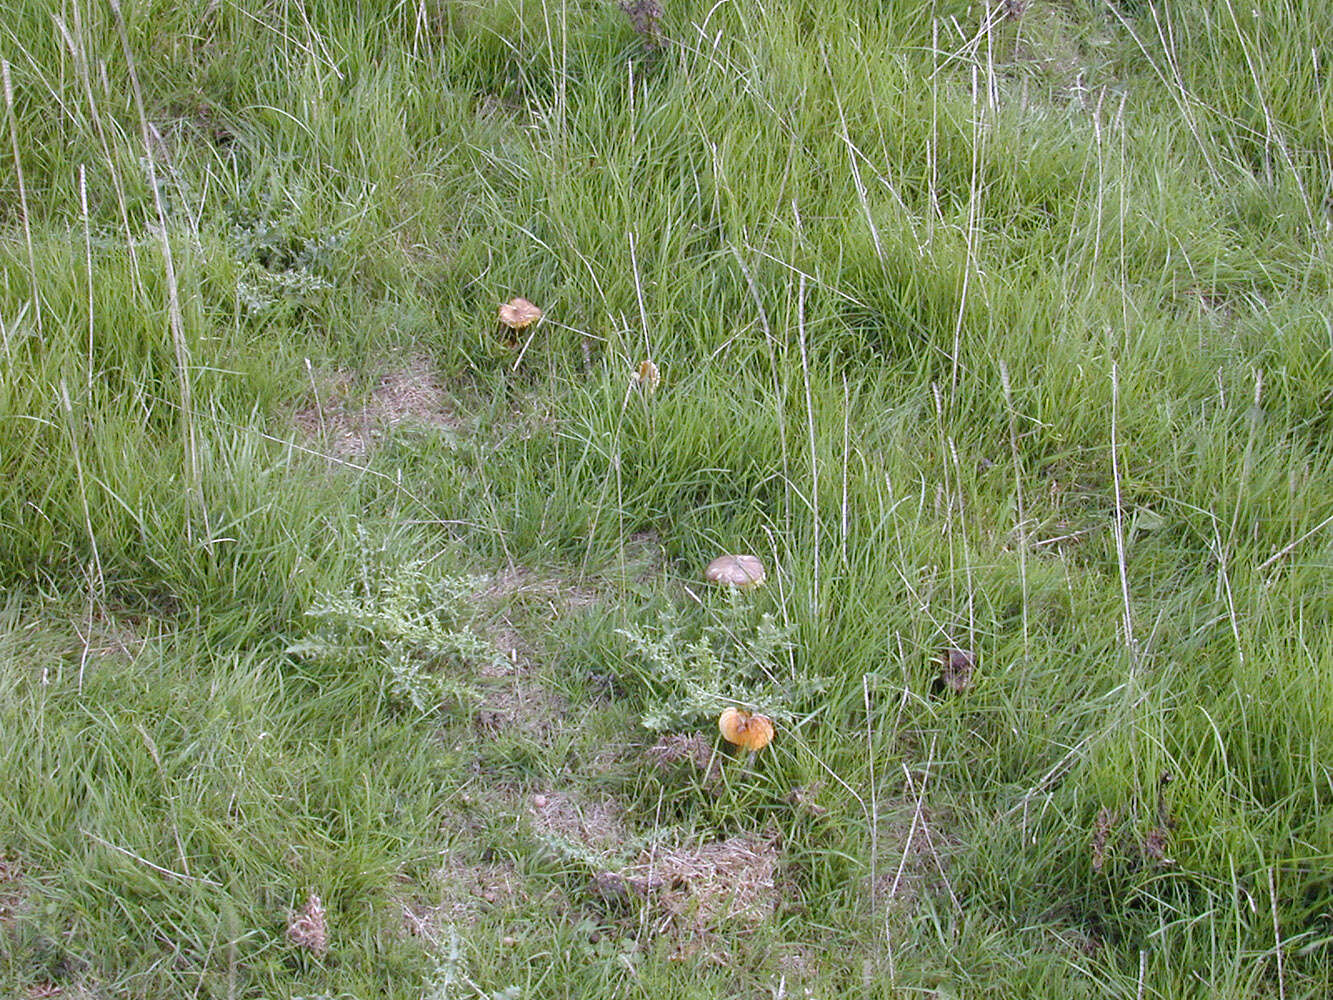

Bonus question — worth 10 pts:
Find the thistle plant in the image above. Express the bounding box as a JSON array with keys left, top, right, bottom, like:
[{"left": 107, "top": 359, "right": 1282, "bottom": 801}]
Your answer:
[
  {"left": 616, "top": 600, "right": 817, "bottom": 731},
  {"left": 288, "top": 529, "right": 497, "bottom": 713}
]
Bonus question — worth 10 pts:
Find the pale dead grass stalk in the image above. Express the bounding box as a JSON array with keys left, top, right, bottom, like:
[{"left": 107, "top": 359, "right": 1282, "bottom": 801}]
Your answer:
[
  {"left": 110, "top": 0, "right": 207, "bottom": 540},
  {"left": 2, "top": 59, "right": 40, "bottom": 334}
]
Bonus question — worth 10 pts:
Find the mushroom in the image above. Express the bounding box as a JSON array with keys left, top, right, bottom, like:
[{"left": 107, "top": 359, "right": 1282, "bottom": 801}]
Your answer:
[
  {"left": 718, "top": 707, "right": 775, "bottom": 752},
  {"left": 630, "top": 359, "right": 660, "bottom": 394},
  {"left": 704, "top": 554, "right": 766, "bottom": 590},
  {"left": 936, "top": 647, "right": 976, "bottom": 693},
  {"left": 498, "top": 297, "right": 542, "bottom": 330}
]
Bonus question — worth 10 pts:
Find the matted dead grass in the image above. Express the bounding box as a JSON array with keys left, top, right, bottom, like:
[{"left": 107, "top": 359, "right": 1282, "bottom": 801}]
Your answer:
[
  {"left": 528, "top": 791, "right": 629, "bottom": 858},
  {"left": 597, "top": 833, "right": 781, "bottom": 957},
  {"left": 293, "top": 356, "right": 461, "bottom": 459},
  {"left": 402, "top": 854, "right": 532, "bottom": 942},
  {"left": 645, "top": 732, "right": 721, "bottom": 790},
  {"left": 0, "top": 852, "right": 27, "bottom": 927}
]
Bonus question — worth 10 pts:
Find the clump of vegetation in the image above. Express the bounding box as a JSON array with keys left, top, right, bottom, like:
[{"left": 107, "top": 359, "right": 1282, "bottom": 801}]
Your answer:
[
  {"left": 229, "top": 215, "right": 343, "bottom": 316},
  {"left": 288, "top": 529, "right": 497, "bottom": 713},
  {"left": 616, "top": 602, "right": 814, "bottom": 731}
]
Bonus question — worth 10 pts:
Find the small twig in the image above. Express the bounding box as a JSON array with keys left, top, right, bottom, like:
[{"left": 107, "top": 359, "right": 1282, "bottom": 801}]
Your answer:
[
  {"left": 1031, "top": 527, "right": 1096, "bottom": 548},
  {"left": 1256, "top": 512, "right": 1333, "bottom": 573},
  {"left": 82, "top": 829, "right": 220, "bottom": 887},
  {"left": 1270, "top": 867, "right": 1286, "bottom": 1000}
]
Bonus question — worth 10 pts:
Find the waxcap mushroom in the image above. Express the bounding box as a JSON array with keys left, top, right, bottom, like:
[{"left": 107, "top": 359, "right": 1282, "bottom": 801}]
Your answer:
[
  {"left": 704, "top": 554, "right": 766, "bottom": 589},
  {"left": 718, "top": 707, "right": 775, "bottom": 752}
]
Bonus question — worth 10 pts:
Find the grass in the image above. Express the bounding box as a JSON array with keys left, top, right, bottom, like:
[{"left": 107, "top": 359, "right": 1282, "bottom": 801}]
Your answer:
[{"left": 1, "top": 0, "right": 1331, "bottom": 996}]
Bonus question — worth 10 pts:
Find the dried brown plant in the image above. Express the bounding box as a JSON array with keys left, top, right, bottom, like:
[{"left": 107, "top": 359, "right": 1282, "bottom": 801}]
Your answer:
[
  {"left": 1091, "top": 807, "right": 1116, "bottom": 873},
  {"left": 286, "top": 893, "right": 329, "bottom": 957},
  {"left": 619, "top": 0, "right": 664, "bottom": 48}
]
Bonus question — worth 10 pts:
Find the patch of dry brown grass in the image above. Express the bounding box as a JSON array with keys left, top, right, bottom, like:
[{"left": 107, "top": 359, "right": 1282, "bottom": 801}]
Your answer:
[
  {"left": 595, "top": 833, "right": 781, "bottom": 961},
  {"left": 401, "top": 854, "right": 534, "bottom": 944},
  {"left": 293, "top": 356, "right": 461, "bottom": 459},
  {"left": 0, "top": 852, "right": 27, "bottom": 927}
]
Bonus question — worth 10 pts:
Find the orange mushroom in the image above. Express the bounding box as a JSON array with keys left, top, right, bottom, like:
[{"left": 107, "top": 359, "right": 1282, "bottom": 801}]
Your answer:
[{"left": 718, "top": 707, "right": 775, "bottom": 752}]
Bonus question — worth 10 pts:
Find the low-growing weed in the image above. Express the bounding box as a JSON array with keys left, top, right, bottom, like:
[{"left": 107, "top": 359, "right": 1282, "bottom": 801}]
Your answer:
[
  {"left": 288, "top": 529, "right": 498, "bottom": 713},
  {"left": 616, "top": 598, "right": 820, "bottom": 731}
]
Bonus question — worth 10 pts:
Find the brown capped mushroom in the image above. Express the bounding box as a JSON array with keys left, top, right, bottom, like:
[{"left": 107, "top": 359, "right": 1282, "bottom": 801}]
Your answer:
[
  {"left": 936, "top": 647, "right": 976, "bottom": 693},
  {"left": 718, "top": 707, "right": 775, "bottom": 752},
  {"left": 704, "top": 554, "right": 766, "bottom": 590},
  {"left": 498, "top": 297, "right": 542, "bottom": 330},
  {"left": 630, "top": 359, "right": 660, "bottom": 394}
]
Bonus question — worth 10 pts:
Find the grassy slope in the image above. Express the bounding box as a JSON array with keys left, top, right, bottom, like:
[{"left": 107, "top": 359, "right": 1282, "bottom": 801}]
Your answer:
[{"left": 1, "top": 0, "right": 1331, "bottom": 996}]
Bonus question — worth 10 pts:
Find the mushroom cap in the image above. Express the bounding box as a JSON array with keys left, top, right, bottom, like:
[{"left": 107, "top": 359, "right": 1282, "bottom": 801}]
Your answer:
[
  {"left": 704, "top": 554, "right": 766, "bottom": 589},
  {"left": 718, "top": 707, "right": 775, "bottom": 752},
  {"left": 632, "top": 359, "right": 661, "bottom": 393},
  {"left": 937, "top": 647, "right": 976, "bottom": 693},
  {"left": 498, "top": 297, "right": 543, "bottom": 329}
]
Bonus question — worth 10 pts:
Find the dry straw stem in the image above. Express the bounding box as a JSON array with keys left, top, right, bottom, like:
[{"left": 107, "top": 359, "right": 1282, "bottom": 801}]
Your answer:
[
  {"left": 2, "top": 59, "right": 40, "bottom": 334},
  {"left": 109, "top": 0, "right": 206, "bottom": 540}
]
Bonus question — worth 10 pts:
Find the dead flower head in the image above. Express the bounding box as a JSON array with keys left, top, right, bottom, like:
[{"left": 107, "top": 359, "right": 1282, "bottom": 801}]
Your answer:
[
  {"left": 286, "top": 893, "right": 329, "bottom": 957},
  {"left": 1091, "top": 807, "right": 1116, "bottom": 873}
]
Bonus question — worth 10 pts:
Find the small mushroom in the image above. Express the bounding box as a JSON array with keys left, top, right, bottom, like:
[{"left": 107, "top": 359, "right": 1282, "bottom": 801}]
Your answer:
[
  {"left": 718, "top": 707, "right": 775, "bottom": 752},
  {"left": 630, "top": 359, "right": 660, "bottom": 394},
  {"left": 498, "top": 297, "right": 542, "bottom": 330},
  {"left": 936, "top": 647, "right": 976, "bottom": 693},
  {"left": 704, "top": 554, "right": 766, "bottom": 590}
]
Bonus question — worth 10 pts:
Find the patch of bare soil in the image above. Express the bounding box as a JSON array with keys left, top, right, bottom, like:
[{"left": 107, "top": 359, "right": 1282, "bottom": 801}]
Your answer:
[
  {"left": 67, "top": 610, "right": 147, "bottom": 672},
  {"left": 294, "top": 356, "right": 461, "bottom": 459},
  {"left": 478, "top": 565, "right": 601, "bottom": 613},
  {"left": 603, "top": 530, "right": 666, "bottom": 586},
  {"left": 480, "top": 625, "right": 535, "bottom": 678},
  {"left": 528, "top": 791, "right": 629, "bottom": 859},
  {"left": 473, "top": 678, "right": 568, "bottom": 740}
]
